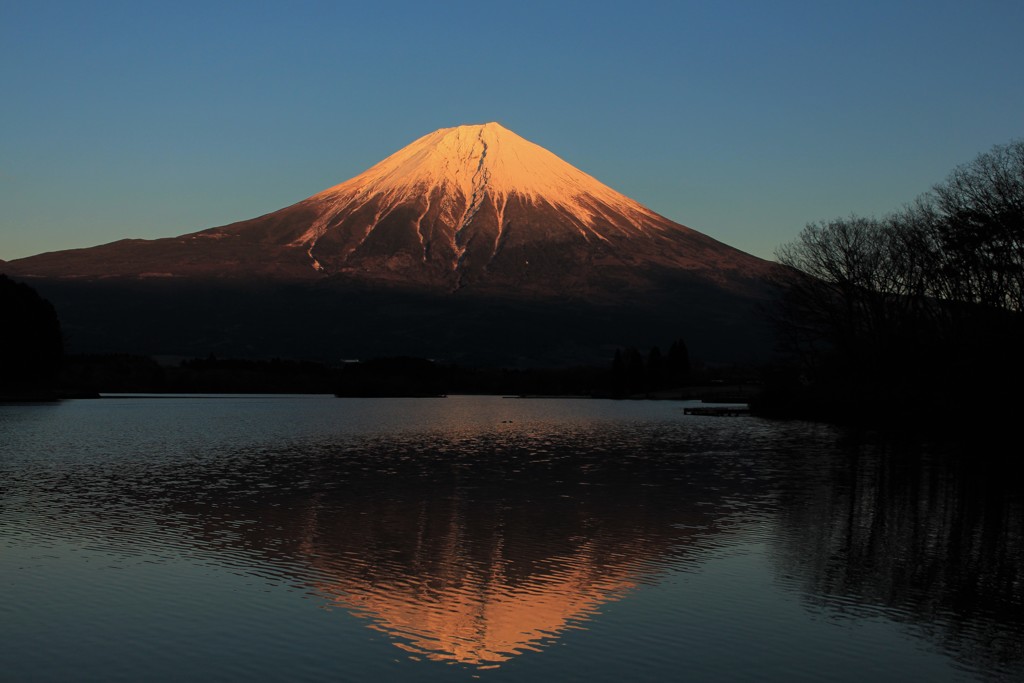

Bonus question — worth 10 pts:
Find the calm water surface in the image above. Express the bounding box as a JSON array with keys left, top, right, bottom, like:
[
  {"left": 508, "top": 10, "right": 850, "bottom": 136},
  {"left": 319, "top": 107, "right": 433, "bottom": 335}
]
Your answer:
[{"left": 1, "top": 395, "right": 1021, "bottom": 681}]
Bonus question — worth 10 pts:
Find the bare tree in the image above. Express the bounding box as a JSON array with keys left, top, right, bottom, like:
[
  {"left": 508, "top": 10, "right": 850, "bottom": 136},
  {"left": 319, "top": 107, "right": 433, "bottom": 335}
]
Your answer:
[
  {"left": 928, "top": 139, "right": 1024, "bottom": 313},
  {"left": 766, "top": 140, "right": 1024, "bottom": 422}
]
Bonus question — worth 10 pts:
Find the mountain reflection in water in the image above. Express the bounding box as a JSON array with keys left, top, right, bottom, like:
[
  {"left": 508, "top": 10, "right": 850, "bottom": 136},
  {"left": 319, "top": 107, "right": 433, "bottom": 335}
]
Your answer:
[
  {"left": 150, "top": 426, "right": 756, "bottom": 666},
  {"left": 1, "top": 397, "right": 1021, "bottom": 679}
]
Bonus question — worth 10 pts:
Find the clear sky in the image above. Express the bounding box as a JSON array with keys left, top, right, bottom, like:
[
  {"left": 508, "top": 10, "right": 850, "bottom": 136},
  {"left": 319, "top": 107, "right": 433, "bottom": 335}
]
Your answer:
[{"left": 2, "top": 0, "right": 1022, "bottom": 262}]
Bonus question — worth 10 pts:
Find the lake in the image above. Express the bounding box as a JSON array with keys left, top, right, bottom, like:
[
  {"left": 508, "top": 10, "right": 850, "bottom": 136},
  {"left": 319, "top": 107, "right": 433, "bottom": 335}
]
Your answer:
[{"left": 1, "top": 395, "right": 1021, "bottom": 682}]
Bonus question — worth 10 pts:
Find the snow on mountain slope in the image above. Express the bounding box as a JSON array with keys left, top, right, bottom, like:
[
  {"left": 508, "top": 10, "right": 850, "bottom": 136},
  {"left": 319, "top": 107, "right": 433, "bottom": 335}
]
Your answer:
[
  {"left": 303, "top": 121, "right": 655, "bottom": 239},
  {"left": 5, "top": 123, "right": 775, "bottom": 300}
]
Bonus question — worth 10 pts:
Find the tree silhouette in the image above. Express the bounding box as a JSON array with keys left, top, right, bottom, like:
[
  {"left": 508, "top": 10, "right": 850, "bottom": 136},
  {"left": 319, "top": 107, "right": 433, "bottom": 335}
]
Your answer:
[
  {"left": 667, "top": 339, "right": 691, "bottom": 387},
  {"left": 768, "top": 140, "right": 1024, "bottom": 423},
  {"left": 0, "top": 275, "right": 63, "bottom": 397},
  {"left": 647, "top": 346, "right": 664, "bottom": 391}
]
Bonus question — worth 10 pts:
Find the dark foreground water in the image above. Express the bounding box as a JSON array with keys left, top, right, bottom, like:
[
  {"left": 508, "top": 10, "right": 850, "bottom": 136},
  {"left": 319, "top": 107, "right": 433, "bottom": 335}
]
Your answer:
[{"left": 1, "top": 395, "right": 1021, "bottom": 682}]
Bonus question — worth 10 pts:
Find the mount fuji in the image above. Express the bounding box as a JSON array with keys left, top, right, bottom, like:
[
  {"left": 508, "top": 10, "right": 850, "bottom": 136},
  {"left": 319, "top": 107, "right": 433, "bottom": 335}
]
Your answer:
[{"left": 3, "top": 123, "right": 780, "bottom": 364}]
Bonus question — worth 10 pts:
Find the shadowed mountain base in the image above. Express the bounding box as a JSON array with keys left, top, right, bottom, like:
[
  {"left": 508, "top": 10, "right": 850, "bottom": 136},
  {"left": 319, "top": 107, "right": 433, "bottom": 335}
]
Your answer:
[{"left": 26, "top": 275, "right": 776, "bottom": 367}]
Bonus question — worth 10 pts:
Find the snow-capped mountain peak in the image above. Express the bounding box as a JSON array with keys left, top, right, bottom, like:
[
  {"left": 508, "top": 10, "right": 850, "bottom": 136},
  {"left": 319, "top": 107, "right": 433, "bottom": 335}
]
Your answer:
[
  {"left": 6, "top": 123, "right": 773, "bottom": 299},
  {"left": 314, "top": 122, "right": 649, "bottom": 222}
]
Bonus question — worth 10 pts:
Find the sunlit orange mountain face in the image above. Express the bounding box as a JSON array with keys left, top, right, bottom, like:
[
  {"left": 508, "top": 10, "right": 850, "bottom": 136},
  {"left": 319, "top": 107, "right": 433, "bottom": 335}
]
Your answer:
[{"left": 4, "top": 123, "right": 781, "bottom": 363}]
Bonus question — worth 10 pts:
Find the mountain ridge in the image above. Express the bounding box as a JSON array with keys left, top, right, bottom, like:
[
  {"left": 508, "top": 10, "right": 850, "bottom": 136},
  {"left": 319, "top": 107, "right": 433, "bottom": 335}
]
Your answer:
[
  {"left": 5, "top": 123, "right": 773, "bottom": 300},
  {"left": 2, "top": 124, "right": 780, "bottom": 364}
]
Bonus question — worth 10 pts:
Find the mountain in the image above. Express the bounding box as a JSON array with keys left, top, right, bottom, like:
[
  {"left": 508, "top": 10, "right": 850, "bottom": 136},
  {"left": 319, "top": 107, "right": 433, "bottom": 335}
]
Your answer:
[{"left": 2, "top": 123, "right": 780, "bottom": 365}]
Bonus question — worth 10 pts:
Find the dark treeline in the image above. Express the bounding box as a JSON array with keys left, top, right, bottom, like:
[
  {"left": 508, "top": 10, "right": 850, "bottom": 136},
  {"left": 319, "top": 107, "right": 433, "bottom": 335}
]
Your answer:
[
  {"left": 56, "top": 337, "right": 755, "bottom": 399},
  {"left": 2, "top": 271, "right": 753, "bottom": 399},
  {"left": 758, "top": 140, "right": 1024, "bottom": 426},
  {"left": 334, "top": 358, "right": 615, "bottom": 397},
  {"left": 0, "top": 274, "right": 63, "bottom": 399},
  {"left": 610, "top": 339, "right": 691, "bottom": 398},
  {"left": 62, "top": 353, "right": 616, "bottom": 397},
  {"left": 334, "top": 339, "right": 758, "bottom": 398},
  {"left": 60, "top": 354, "right": 340, "bottom": 394}
]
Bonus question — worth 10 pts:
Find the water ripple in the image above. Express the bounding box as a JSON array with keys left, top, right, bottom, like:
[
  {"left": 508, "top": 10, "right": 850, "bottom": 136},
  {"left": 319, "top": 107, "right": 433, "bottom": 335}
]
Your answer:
[{"left": 1, "top": 396, "right": 1021, "bottom": 680}]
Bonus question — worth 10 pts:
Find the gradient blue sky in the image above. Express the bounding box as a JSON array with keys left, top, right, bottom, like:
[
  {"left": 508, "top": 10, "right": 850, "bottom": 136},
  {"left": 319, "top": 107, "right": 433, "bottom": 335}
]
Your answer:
[{"left": 2, "top": 0, "right": 1022, "bottom": 261}]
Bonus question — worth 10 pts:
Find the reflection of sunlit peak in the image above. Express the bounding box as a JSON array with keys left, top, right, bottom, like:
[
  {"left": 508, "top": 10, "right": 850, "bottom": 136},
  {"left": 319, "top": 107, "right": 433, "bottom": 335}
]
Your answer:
[
  {"left": 276, "top": 441, "right": 719, "bottom": 668},
  {"left": 315, "top": 546, "right": 639, "bottom": 666}
]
